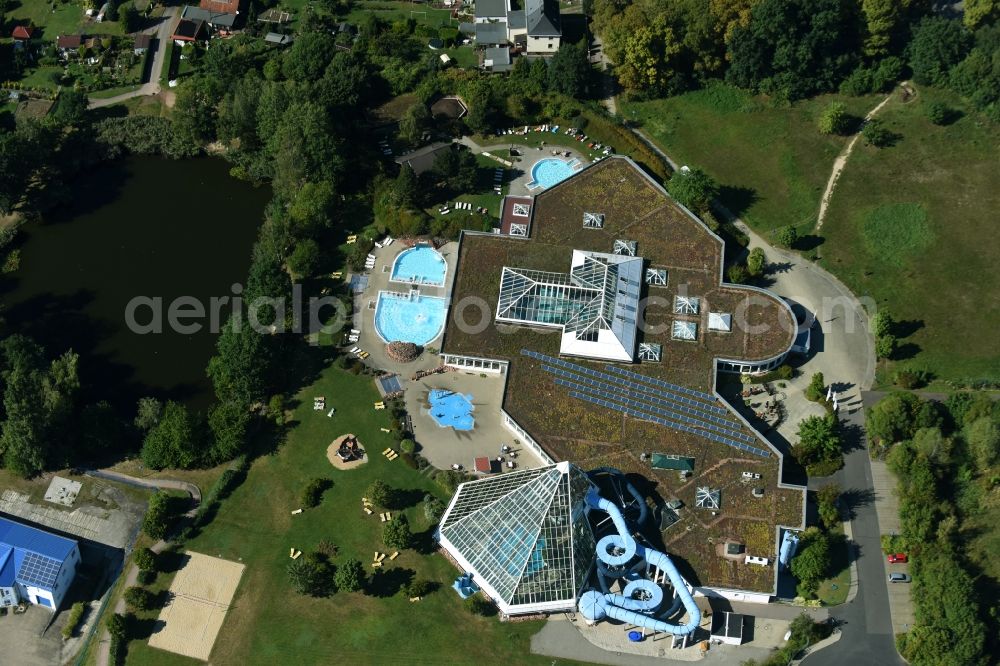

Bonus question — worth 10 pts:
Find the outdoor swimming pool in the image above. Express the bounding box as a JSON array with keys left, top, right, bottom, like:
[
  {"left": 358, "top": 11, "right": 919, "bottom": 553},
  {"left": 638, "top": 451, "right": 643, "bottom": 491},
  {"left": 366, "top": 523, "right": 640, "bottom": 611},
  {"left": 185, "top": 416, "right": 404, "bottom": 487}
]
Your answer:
[
  {"left": 428, "top": 389, "right": 475, "bottom": 431},
  {"left": 391, "top": 244, "right": 447, "bottom": 286},
  {"left": 374, "top": 292, "right": 447, "bottom": 346},
  {"left": 531, "top": 158, "right": 575, "bottom": 189}
]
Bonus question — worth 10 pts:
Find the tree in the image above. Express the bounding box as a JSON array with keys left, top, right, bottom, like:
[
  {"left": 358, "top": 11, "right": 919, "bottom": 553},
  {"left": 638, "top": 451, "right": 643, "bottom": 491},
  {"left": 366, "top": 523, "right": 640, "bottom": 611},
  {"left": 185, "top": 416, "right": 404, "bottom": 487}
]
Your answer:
[
  {"left": 871, "top": 310, "right": 893, "bottom": 338},
  {"left": 140, "top": 401, "right": 200, "bottom": 470},
  {"left": 142, "top": 491, "right": 174, "bottom": 540},
  {"left": 119, "top": 3, "right": 140, "bottom": 32},
  {"left": 790, "top": 530, "right": 831, "bottom": 595},
  {"left": 404, "top": 578, "right": 434, "bottom": 598},
  {"left": 334, "top": 557, "right": 366, "bottom": 592},
  {"left": 398, "top": 103, "right": 430, "bottom": 146},
  {"left": 773, "top": 225, "right": 797, "bottom": 248},
  {"left": 867, "top": 392, "right": 920, "bottom": 445},
  {"left": 283, "top": 33, "right": 339, "bottom": 82},
  {"left": 50, "top": 89, "right": 89, "bottom": 126},
  {"left": 172, "top": 75, "right": 223, "bottom": 145},
  {"left": 366, "top": 480, "right": 393, "bottom": 507},
  {"left": 382, "top": 514, "right": 414, "bottom": 550},
  {"left": 207, "top": 318, "right": 271, "bottom": 408},
  {"left": 390, "top": 165, "right": 419, "bottom": 209},
  {"left": 875, "top": 333, "right": 896, "bottom": 359},
  {"left": 106, "top": 613, "right": 127, "bottom": 641},
  {"left": 287, "top": 239, "right": 321, "bottom": 279},
  {"left": 861, "top": 119, "right": 893, "bottom": 147},
  {"left": 124, "top": 586, "right": 154, "bottom": 611},
  {"left": 134, "top": 548, "right": 156, "bottom": 572},
  {"left": 726, "top": 0, "right": 858, "bottom": 100},
  {"left": 727, "top": 264, "right": 748, "bottom": 284},
  {"left": 548, "top": 41, "right": 591, "bottom": 98},
  {"left": 964, "top": 0, "right": 1000, "bottom": 30},
  {"left": 287, "top": 558, "right": 331, "bottom": 596},
  {"left": 861, "top": 0, "right": 911, "bottom": 58},
  {"left": 666, "top": 167, "right": 718, "bottom": 214},
  {"left": 431, "top": 145, "right": 478, "bottom": 194},
  {"left": 817, "top": 102, "right": 851, "bottom": 135},
  {"left": 287, "top": 181, "right": 335, "bottom": 239},
  {"left": 967, "top": 417, "right": 1000, "bottom": 469},
  {"left": 399, "top": 439, "right": 415, "bottom": 454},
  {"left": 816, "top": 483, "right": 841, "bottom": 530},
  {"left": 135, "top": 397, "right": 163, "bottom": 432},
  {"left": 796, "top": 415, "right": 840, "bottom": 466},
  {"left": 924, "top": 101, "right": 952, "bottom": 125},
  {"left": 207, "top": 401, "right": 250, "bottom": 463},
  {"left": 907, "top": 17, "right": 972, "bottom": 87},
  {"left": 746, "top": 247, "right": 766, "bottom": 277}
]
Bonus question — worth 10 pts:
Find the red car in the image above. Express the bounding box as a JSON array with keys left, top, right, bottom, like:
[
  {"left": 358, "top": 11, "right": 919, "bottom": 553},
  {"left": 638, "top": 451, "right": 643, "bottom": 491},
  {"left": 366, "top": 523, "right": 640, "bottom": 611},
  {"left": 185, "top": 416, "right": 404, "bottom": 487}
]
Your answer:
[{"left": 888, "top": 553, "right": 908, "bottom": 563}]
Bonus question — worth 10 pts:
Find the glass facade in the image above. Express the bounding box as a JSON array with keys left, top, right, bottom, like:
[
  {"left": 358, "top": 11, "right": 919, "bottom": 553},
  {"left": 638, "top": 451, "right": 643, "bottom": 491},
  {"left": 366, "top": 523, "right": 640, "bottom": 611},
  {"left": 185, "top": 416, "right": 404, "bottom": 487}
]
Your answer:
[{"left": 440, "top": 462, "right": 597, "bottom": 614}]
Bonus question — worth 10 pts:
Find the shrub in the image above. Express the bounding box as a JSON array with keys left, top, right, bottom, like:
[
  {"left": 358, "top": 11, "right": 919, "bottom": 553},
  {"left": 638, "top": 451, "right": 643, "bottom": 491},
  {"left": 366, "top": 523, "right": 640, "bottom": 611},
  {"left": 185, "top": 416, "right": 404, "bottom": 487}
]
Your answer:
[
  {"left": 142, "top": 492, "right": 175, "bottom": 541},
  {"left": 400, "top": 452, "right": 418, "bottom": 469},
  {"left": 925, "top": 101, "right": 952, "bottom": 125},
  {"left": 465, "top": 595, "right": 495, "bottom": 616},
  {"left": 301, "top": 478, "right": 333, "bottom": 508},
  {"left": 726, "top": 264, "right": 749, "bottom": 284},
  {"left": 136, "top": 569, "right": 156, "bottom": 585},
  {"left": 316, "top": 539, "right": 338, "bottom": 558},
  {"left": 62, "top": 602, "right": 86, "bottom": 639},
  {"left": 862, "top": 119, "right": 893, "bottom": 147},
  {"left": 894, "top": 370, "right": 922, "bottom": 389},
  {"left": 805, "top": 372, "right": 826, "bottom": 402},
  {"left": 383, "top": 514, "right": 415, "bottom": 550},
  {"left": 876, "top": 334, "right": 897, "bottom": 359},
  {"left": 773, "top": 225, "right": 798, "bottom": 248},
  {"left": 746, "top": 247, "right": 766, "bottom": 277},
  {"left": 399, "top": 439, "right": 416, "bottom": 454},
  {"left": 404, "top": 578, "right": 434, "bottom": 598},
  {"left": 816, "top": 483, "right": 841, "bottom": 530},
  {"left": 871, "top": 310, "right": 893, "bottom": 338},
  {"left": 881, "top": 533, "right": 908, "bottom": 554},
  {"left": 424, "top": 496, "right": 445, "bottom": 522},
  {"left": 817, "top": 102, "right": 851, "bottom": 135},
  {"left": 287, "top": 558, "right": 332, "bottom": 597}
]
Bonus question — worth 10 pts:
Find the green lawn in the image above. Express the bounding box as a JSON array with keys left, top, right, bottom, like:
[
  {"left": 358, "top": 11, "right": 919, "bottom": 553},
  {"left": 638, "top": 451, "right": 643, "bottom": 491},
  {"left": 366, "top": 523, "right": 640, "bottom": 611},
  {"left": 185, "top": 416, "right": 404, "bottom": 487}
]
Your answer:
[
  {"left": 124, "top": 366, "right": 566, "bottom": 665},
  {"left": 345, "top": 1, "right": 457, "bottom": 30},
  {"left": 443, "top": 46, "right": 478, "bottom": 69},
  {"left": 7, "top": 1, "right": 90, "bottom": 40},
  {"left": 815, "top": 530, "right": 851, "bottom": 606},
  {"left": 817, "top": 86, "right": 1000, "bottom": 386},
  {"left": 620, "top": 83, "right": 881, "bottom": 233},
  {"left": 88, "top": 83, "right": 141, "bottom": 98}
]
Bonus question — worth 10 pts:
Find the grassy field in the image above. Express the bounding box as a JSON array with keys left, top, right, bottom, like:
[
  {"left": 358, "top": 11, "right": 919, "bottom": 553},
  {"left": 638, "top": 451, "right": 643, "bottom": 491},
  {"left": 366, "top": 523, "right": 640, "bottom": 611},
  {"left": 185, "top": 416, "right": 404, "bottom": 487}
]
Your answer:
[
  {"left": 815, "top": 529, "right": 851, "bottom": 606},
  {"left": 345, "top": 1, "right": 457, "bottom": 30},
  {"left": 121, "top": 365, "right": 568, "bottom": 665},
  {"left": 620, "top": 83, "right": 881, "bottom": 233},
  {"left": 817, "top": 86, "right": 1000, "bottom": 386}
]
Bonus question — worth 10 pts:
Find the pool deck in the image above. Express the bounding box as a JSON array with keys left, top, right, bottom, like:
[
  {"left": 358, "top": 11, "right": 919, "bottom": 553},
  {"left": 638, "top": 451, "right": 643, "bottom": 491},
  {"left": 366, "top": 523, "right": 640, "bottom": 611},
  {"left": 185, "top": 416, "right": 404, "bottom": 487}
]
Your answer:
[
  {"left": 462, "top": 139, "right": 592, "bottom": 197},
  {"left": 404, "top": 371, "right": 547, "bottom": 472}
]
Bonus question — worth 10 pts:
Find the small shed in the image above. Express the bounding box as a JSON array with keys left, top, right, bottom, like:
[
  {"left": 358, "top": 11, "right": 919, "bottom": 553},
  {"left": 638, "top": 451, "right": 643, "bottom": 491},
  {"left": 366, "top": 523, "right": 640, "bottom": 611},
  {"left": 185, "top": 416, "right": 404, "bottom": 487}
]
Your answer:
[
  {"left": 710, "top": 611, "right": 745, "bottom": 646},
  {"left": 264, "top": 32, "right": 293, "bottom": 45},
  {"left": 133, "top": 33, "right": 152, "bottom": 54},
  {"left": 12, "top": 25, "right": 35, "bottom": 41}
]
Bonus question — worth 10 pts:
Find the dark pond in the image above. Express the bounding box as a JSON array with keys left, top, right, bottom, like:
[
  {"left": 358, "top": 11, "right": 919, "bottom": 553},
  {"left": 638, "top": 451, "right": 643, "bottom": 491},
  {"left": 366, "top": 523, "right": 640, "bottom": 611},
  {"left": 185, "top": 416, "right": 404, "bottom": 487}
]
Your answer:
[{"left": 0, "top": 156, "right": 270, "bottom": 411}]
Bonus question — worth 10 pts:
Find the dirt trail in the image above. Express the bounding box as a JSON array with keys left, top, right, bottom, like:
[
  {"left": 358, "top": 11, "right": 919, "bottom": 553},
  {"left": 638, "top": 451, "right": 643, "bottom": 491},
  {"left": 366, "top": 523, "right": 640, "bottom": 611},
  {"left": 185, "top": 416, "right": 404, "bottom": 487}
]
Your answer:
[{"left": 814, "top": 84, "right": 907, "bottom": 232}]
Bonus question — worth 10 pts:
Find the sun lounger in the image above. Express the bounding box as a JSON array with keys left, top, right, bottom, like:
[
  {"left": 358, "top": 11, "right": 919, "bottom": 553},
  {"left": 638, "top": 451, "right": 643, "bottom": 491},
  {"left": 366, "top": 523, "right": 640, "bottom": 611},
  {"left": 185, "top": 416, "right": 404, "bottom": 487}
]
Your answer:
[
  {"left": 376, "top": 553, "right": 386, "bottom": 563},
  {"left": 350, "top": 328, "right": 360, "bottom": 335},
  {"left": 291, "top": 549, "right": 302, "bottom": 560},
  {"left": 364, "top": 507, "right": 373, "bottom": 515},
  {"left": 389, "top": 551, "right": 399, "bottom": 560},
  {"left": 409, "top": 596, "right": 421, "bottom": 602},
  {"left": 382, "top": 448, "right": 392, "bottom": 455},
  {"left": 387, "top": 452, "right": 398, "bottom": 460},
  {"left": 351, "top": 347, "right": 360, "bottom": 354},
  {"left": 372, "top": 561, "right": 382, "bottom": 568},
  {"left": 332, "top": 271, "right": 343, "bottom": 279},
  {"left": 380, "top": 427, "right": 391, "bottom": 433},
  {"left": 290, "top": 547, "right": 296, "bottom": 557},
  {"left": 327, "top": 407, "right": 336, "bottom": 417},
  {"left": 374, "top": 401, "right": 385, "bottom": 409},
  {"left": 359, "top": 351, "right": 370, "bottom": 359},
  {"left": 291, "top": 509, "right": 303, "bottom": 515}
]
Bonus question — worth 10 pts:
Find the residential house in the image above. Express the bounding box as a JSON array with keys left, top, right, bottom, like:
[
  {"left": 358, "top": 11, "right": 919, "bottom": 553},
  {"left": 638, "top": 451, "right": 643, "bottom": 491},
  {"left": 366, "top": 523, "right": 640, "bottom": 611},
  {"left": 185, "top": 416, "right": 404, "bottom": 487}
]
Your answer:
[
  {"left": 132, "top": 33, "right": 152, "bottom": 55},
  {"left": 394, "top": 142, "right": 453, "bottom": 176},
  {"left": 171, "top": 17, "right": 207, "bottom": 43},
  {"left": 11, "top": 25, "right": 35, "bottom": 41},
  {"left": 180, "top": 4, "right": 237, "bottom": 31},
  {"left": 473, "top": 0, "right": 560, "bottom": 56},
  {"left": 0, "top": 517, "right": 80, "bottom": 611},
  {"left": 56, "top": 34, "right": 83, "bottom": 55}
]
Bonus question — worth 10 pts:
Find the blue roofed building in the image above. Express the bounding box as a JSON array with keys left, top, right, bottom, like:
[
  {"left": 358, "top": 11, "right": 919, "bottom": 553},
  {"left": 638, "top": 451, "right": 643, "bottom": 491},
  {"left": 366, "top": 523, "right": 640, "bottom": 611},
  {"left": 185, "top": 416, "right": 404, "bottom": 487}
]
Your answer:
[{"left": 0, "top": 517, "right": 81, "bottom": 610}]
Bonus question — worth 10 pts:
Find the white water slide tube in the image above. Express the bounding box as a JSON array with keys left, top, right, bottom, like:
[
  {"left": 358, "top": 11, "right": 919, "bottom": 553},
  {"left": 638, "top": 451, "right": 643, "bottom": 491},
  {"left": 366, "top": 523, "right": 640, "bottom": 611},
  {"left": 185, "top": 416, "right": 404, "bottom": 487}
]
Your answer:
[{"left": 578, "top": 489, "right": 701, "bottom": 636}]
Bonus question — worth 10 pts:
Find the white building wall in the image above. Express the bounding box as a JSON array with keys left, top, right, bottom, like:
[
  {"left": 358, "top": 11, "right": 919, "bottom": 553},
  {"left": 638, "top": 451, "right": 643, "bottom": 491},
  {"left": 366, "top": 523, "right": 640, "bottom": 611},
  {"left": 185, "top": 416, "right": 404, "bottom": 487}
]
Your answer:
[
  {"left": 527, "top": 35, "right": 559, "bottom": 53},
  {"left": 0, "top": 586, "right": 18, "bottom": 607},
  {"left": 694, "top": 586, "right": 771, "bottom": 604}
]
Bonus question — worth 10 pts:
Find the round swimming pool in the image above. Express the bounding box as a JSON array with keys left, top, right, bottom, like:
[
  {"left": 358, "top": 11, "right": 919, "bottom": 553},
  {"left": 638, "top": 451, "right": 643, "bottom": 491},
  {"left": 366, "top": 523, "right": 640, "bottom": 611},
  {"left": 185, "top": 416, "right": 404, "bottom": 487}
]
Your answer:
[
  {"left": 390, "top": 244, "right": 447, "bottom": 286},
  {"left": 531, "top": 158, "right": 575, "bottom": 189},
  {"left": 374, "top": 292, "right": 447, "bottom": 346}
]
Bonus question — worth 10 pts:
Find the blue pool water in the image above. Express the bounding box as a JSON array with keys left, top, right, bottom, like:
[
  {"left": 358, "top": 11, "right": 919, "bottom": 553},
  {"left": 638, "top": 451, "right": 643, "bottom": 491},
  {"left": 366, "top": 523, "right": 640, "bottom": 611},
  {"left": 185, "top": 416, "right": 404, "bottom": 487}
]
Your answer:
[
  {"left": 391, "top": 245, "right": 447, "bottom": 286},
  {"left": 531, "top": 158, "right": 575, "bottom": 189},
  {"left": 428, "top": 389, "right": 475, "bottom": 431},
  {"left": 374, "top": 292, "right": 447, "bottom": 345}
]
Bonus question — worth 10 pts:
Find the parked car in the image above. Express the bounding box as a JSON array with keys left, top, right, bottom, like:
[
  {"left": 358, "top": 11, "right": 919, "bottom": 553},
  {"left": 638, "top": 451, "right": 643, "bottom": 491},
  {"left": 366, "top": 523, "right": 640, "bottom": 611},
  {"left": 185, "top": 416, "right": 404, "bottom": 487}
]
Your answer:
[
  {"left": 888, "top": 573, "right": 911, "bottom": 583},
  {"left": 887, "top": 553, "right": 908, "bottom": 563}
]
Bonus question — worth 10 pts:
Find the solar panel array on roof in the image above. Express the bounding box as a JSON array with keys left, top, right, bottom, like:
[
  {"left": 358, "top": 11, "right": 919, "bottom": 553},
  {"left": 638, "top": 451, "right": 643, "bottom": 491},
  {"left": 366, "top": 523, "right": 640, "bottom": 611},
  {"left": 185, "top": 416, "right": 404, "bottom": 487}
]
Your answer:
[
  {"left": 603, "top": 365, "right": 717, "bottom": 402},
  {"left": 519, "top": 350, "right": 770, "bottom": 457},
  {"left": 17, "top": 552, "right": 62, "bottom": 588}
]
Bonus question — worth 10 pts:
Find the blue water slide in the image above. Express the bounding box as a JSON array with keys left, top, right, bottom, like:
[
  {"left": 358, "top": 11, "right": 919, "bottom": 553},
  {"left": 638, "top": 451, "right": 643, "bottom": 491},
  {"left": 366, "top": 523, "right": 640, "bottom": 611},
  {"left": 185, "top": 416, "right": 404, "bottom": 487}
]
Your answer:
[
  {"left": 579, "top": 489, "right": 701, "bottom": 636},
  {"left": 587, "top": 467, "right": 650, "bottom": 528}
]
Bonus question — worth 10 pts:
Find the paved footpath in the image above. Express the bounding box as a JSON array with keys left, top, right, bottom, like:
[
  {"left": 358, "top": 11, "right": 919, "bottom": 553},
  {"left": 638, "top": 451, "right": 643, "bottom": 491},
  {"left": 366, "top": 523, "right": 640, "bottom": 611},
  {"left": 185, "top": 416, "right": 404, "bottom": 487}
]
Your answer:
[{"left": 84, "top": 469, "right": 201, "bottom": 666}]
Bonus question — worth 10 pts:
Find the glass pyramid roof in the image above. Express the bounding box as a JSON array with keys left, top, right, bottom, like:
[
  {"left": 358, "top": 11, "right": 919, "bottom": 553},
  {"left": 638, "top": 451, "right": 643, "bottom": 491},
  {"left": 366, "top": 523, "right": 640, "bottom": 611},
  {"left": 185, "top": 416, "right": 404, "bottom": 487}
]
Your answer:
[{"left": 440, "top": 462, "right": 597, "bottom": 613}]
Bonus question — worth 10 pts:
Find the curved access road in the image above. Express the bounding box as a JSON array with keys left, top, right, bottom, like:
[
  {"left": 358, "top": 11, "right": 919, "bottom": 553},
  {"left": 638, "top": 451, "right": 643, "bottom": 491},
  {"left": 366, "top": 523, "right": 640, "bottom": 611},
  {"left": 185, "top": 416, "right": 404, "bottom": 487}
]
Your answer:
[
  {"left": 83, "top": 468, "right": 201, "bottom": 666},
  {"left": 88, "top": 7, "right": 177, "bottom": 109}
]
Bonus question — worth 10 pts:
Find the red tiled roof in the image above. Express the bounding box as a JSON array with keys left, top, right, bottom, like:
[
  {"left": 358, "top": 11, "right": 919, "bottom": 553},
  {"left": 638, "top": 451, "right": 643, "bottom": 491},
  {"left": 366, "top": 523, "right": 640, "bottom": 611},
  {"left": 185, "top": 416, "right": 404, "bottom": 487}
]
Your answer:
[
  {"left": 199, "top": 0, "right": 241, "bottom": 15},
  {"left": 57, "top": 34, "right": 82, "bottom": 49},
  {"left": 12, "top": 25, "right": 34, "bottom": 40}
]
